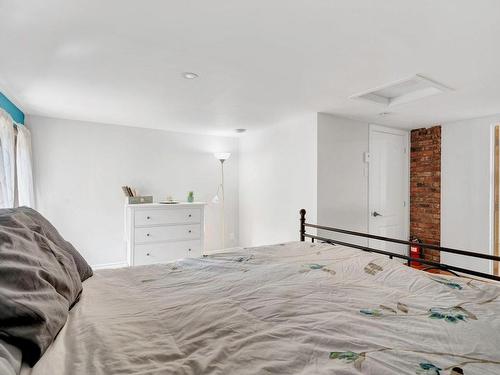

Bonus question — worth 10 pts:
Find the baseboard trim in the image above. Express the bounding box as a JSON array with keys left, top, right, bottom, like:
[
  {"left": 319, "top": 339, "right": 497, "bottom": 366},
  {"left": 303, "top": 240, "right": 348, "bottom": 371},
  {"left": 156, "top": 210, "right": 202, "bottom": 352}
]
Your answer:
[{"left": 91, "top": 261, "right": 129, "bottom": 270}]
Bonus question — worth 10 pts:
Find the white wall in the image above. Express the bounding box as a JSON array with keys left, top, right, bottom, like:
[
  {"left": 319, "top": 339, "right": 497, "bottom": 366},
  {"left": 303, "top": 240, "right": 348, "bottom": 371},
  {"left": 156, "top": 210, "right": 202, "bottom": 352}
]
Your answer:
[
  {"left": 238, "top": 112, "right": 386, "bottom": 248},
  {"left": 238, "top": 114, "right": 317, "bottom": 247},
  {"left": 441, "top": 115, "right": 498, "bottom": 274},
  {"left": 317, "top": 113, "right": 369, "bottom": 245},
  {"left": 30, "top": 110, "right": 499, "bottom": 275},
  {"left": 28, "top": 115, "right": 238, "bottom": 267}
]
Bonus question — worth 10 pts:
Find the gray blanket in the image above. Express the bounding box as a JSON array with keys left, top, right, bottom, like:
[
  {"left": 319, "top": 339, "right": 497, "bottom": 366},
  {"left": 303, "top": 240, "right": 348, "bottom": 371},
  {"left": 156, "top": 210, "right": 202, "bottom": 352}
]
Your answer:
[{"left": 0, "top": 209, "right": 82, "bottom": 366}]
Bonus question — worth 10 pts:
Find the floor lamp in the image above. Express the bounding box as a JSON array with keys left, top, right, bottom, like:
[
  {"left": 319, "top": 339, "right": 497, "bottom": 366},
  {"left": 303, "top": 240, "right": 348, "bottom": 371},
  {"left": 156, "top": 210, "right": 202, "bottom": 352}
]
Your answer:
[{"left": 213, "top": 152, "right": 230, "bottom": 248}]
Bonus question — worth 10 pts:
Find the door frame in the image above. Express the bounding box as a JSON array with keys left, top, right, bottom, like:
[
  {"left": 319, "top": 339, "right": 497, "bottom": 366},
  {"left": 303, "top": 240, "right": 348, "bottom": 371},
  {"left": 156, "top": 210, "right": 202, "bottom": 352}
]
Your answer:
[
  {"left": 368, "top": 124, "right": 410, "bottom": 244},
  {"left": 493, "top": 125, "right": 499, "bottom": 276}
]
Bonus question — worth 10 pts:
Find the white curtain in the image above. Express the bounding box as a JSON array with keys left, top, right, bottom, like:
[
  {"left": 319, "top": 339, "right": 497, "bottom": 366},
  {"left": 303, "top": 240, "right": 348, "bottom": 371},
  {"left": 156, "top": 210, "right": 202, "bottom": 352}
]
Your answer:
[
  {"left": 16, "top": 125, "right": 35, "bottom": 207},
  {"left": 0, "top": 110, "right": 16, "bottom": 208}
]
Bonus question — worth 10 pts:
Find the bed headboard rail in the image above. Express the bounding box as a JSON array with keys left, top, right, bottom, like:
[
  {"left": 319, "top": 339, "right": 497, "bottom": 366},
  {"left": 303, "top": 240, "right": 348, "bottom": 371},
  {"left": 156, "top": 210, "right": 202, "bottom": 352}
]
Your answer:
[{"left": 299, "top": 209, "right": 500, "bottom": 282}]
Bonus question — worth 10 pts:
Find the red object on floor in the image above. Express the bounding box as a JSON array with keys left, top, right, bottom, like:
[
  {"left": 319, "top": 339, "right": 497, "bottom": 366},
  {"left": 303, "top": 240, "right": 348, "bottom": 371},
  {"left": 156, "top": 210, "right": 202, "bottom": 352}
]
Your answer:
[{"left": 409, "top": 237, "right": 422, "bottom": 267}]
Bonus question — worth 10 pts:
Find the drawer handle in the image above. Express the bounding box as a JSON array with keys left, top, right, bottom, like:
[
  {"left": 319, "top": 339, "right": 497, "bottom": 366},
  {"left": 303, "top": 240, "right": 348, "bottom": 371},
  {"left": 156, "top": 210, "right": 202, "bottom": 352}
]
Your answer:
[
  {"left": 188, "top": 230, "right": 192, "bottom": 233},
  {"left": 188, "top": 248, "right": 191, "bottom": 252},
  {"left": 146, "top": 216, "right": 151, "bottom": 220},
  {"left": 188, "top": 214, "right": 192, "bottom": 218},
  {"left": 146, "top": 233, "right": 150, "bottom": 237},
  {"left": 146, "top": 252, "right": 150, "bottom": 256}
]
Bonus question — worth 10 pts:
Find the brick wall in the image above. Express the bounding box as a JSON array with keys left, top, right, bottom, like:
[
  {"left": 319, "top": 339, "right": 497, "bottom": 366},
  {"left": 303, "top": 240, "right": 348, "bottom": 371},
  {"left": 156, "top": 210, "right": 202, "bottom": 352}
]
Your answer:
[{"left": 410, "top": 126, "right": 441, "bottom": 262}]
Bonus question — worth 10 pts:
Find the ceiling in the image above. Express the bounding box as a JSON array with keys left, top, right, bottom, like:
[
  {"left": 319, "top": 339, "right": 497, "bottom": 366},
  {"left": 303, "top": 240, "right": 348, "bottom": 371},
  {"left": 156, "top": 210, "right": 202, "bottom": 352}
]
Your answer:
[{"left": 1, "top": 0, "right": 500, "bottom": 135}]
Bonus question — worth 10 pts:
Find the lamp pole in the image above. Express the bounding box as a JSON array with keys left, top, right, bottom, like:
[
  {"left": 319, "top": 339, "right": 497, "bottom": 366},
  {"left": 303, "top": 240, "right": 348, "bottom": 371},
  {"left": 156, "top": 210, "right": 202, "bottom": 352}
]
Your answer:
[
  {"left": 214, "top": 152, "right": 230, "bottom": 249},
  {"left": 220, "top": 159, "right": 225, "bottom": 249}
]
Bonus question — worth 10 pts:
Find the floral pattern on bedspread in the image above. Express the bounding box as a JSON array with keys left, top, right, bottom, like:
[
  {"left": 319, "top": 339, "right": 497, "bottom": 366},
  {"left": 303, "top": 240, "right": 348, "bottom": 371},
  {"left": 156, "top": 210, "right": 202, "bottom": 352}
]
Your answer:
[
  {"left": 429, "top": 276, "right": 464, "bottom": 290},
  {"left": 416, "top": 363, "right": 442, "bottom": 375},
  {"left": 22, "top": 241, "right": 500, "bottom": 375},
  {"left": 428, "top": 306, "right": 476, "bottom": 323}
]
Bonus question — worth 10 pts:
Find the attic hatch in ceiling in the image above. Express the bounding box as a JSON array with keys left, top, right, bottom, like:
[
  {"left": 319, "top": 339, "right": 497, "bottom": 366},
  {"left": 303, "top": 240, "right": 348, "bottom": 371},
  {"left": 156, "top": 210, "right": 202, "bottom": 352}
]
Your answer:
[{"left": 350, "top": 74, "right": 452, "bottom": 107}]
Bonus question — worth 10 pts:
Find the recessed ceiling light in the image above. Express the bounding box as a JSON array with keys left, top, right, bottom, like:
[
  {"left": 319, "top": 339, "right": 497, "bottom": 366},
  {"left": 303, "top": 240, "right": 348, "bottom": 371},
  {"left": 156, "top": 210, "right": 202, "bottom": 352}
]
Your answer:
[
  {"left": 182, "top": 72, "right": 199, "bottom": 79},
  {"left": 235, "top": 128, "right": 247, "bottom": 133},
  {"left": 350, "top": 74, "right": 452, "bottom": 107}
]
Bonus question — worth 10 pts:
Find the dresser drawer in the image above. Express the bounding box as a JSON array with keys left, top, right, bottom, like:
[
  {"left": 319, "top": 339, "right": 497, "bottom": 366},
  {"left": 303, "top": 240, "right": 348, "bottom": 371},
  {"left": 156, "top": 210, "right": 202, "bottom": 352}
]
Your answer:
[
  {"left": 134, "top": 240, "right": 201, "bottom": 265},
  {"left": 135, "top": 208, "right": 201, "bottom": 226},
  {"left": 135, "top": 224, "right": 200, "bottom": 243}
]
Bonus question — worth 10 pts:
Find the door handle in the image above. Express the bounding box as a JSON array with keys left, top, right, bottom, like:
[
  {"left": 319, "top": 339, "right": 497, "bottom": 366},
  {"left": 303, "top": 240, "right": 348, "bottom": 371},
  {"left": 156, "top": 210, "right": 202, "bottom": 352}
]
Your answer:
[{"left": 372, "top": 211, "right": 382, "bottom": 217}]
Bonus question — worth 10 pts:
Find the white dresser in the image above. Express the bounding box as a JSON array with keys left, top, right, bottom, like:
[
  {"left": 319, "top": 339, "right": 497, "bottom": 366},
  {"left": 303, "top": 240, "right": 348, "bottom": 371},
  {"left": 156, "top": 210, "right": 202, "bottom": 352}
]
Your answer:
[{"left": 125, "top": 202, "right": 205, "bottom": 266}]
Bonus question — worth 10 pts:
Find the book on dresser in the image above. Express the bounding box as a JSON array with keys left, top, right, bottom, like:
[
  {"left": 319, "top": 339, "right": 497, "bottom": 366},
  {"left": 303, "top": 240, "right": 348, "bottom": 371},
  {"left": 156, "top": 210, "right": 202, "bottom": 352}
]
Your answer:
[{"left": 125, "top": 202, "right": 206, "bottom": 266}]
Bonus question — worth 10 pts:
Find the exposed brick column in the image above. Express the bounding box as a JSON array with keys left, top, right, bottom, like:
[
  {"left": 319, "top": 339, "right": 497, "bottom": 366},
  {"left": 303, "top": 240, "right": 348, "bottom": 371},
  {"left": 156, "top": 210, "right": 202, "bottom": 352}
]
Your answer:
[{"left": 410, "top": 126, "right": 441, "bottom": 262}]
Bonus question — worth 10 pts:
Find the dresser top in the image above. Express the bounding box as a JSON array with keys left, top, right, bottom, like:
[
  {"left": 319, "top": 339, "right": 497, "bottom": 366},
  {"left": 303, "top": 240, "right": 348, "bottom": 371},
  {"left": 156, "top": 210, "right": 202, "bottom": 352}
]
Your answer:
[{"left": 126, "top": 202, "right": 206, "bottom": 208}]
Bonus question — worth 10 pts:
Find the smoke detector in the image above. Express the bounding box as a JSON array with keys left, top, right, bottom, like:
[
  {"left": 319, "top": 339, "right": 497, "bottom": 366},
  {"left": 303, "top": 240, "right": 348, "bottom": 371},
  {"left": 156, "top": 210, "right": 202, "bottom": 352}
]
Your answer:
[{"left": 182, "top": 72, "right": 199, "bottom": 79}]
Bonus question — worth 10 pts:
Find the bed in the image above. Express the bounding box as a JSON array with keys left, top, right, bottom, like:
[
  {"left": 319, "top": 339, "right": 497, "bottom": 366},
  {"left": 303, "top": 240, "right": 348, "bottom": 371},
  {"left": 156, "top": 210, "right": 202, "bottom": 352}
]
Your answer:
[{"left": 3, "top": 208, "right": 500, "bottom": 374}]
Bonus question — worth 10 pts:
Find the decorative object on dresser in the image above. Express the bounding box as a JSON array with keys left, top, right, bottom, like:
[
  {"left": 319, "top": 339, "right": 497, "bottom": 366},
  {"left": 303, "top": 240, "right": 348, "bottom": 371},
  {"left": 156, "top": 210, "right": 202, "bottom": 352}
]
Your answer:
[
  {"left": 213, "top": 152, "right": 231, "bottom": 248},
  {"left": 121, "top": 185, "right": 153, "bottom": 204},
  {"left": 125, "top": 202, "right": 205, "bottom": 266},
  {"left": 121, "top": 185, "right": 136, "bottom": 197},
  {"left": 159, "top": 195, "right": 179, "bottom": 204},
  {"left": 128, "top": 196, "right": 153, "bottom": 204}
]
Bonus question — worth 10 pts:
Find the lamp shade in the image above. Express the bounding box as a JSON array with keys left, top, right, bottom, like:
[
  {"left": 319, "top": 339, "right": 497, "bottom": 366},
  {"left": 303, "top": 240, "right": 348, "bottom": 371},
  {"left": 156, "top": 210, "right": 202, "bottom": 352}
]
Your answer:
[{"left": 214, "top": 152, "right": 231, "bottom": 161}]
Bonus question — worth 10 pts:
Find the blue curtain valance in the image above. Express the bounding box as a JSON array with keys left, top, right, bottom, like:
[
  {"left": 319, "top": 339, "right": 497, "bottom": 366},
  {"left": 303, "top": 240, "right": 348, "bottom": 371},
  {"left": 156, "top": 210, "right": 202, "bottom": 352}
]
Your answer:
[{"left": 0, "top": 92, "right": 24, "bottom": 125}]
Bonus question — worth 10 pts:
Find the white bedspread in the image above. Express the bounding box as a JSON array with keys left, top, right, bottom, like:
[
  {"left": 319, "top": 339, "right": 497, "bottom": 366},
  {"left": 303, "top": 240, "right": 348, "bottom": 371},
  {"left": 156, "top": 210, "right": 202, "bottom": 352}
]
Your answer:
[{"left": 22, "top": 242, "right": 500, "bottom": 374}]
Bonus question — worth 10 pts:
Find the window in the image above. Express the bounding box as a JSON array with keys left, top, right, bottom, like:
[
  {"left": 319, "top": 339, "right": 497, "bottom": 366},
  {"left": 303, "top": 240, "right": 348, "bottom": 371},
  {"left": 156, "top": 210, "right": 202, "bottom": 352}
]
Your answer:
[{"left": 0, "top": 109, "right": 34, "bottom": 208}]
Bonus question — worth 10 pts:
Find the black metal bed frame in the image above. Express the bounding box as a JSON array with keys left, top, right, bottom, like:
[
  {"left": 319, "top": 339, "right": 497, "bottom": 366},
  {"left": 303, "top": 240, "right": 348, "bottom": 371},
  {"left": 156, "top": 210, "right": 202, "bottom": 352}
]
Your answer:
[{"left": 299, "top": 209, "right": 500, "bottom": 282}]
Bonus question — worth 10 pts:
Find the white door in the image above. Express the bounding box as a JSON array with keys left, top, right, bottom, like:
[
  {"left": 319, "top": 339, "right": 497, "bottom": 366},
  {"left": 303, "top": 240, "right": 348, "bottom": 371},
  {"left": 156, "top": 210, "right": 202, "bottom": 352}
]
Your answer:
[{"left": 368, "top": 125, "right": 409, "bottom": 261}]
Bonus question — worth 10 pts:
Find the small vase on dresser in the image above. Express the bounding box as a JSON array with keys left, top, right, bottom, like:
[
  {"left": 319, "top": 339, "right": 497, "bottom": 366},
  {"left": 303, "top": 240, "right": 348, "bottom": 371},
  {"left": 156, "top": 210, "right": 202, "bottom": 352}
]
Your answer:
[{"left": 125, "top": 202, "right": 205, "bottom": 266}]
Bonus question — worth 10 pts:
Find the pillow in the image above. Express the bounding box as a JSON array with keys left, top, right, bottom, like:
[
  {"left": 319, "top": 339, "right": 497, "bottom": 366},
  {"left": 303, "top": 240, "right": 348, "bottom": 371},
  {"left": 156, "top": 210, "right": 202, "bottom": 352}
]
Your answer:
[
  {"left": 16, "top": 207, "right": 93, "bottom": 281},
  {"left": 0, "top": 209, "right": 82, "bottom": 366}
]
